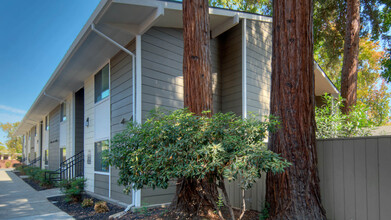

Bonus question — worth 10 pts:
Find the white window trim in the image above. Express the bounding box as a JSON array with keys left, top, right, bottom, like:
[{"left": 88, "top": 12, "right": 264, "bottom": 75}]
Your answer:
[
  {"left": 94, "top": 62, "right": 111, "bottom": 105},
  {"left": 94, "top": 171, "right": 110, "bottom": 176}
]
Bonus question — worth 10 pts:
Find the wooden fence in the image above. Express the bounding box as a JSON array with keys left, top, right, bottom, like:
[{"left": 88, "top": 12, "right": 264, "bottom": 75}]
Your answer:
[{"left": 227, "top": 136, "right": 391, "bottom": 220}]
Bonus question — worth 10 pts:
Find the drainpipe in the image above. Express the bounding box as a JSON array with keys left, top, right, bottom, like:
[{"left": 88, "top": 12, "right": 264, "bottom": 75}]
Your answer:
[
  {"left": 91, "top": 24, "right": 136, "bottom": 119},
  {"left": 91, "top": 23, "right": 137, "bottom": 211}
]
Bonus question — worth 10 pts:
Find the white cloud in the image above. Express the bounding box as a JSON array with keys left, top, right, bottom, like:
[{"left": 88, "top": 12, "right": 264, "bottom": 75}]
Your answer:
[
  {"left": 0, "top": 105, "right": 26, "bottom": 115},
  {"left": 0, "top": 113, "right": 23, "bottom": 124}
]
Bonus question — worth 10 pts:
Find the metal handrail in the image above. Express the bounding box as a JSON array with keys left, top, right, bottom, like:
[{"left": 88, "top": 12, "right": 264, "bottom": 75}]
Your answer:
[
  {"left": 27, "top": 156, "right": 42, "bottom": 167},
  {"left": 45, "top": 151, "right": 84, "bottom": 182}
]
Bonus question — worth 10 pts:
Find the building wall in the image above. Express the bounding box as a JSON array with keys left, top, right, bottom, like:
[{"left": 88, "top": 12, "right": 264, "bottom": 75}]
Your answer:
[
  {"left": 48, "top": 105, "right": 60, "bottom": 171},
  {"left": 109, "top": 40, "right": 135, "bottom": 204},
  {"left": 220, "top": 22, "right": 242, "bottom": 115},
  {"left": 246, "top": 19, "right": 272, "bottom": 118},
  {"left": 84, "top": 75, "right": 95, "bottom": 192},
  {"left": 74, "top": 88, "right": 84, "bottom": 154}
]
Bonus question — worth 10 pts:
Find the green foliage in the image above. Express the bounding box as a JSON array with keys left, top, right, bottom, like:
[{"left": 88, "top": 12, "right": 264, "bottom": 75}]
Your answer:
[
  {"left": 107, "top": 108, "right": 290, "bottom": 195},
  {"left": 315, "top": 94, "right": 373, "bottom": 139},
  {"left": 59, "top": 178, "right": 86, "bottom": 203},
  {"left": 217, "top": 194, "right": 224, "bottom": 210},
  {"left": 0, "top": 122, "right": 22, "bottom": 155},
  {"left": 81, "top": 198, "right": 94, "bottom": 207},
  {"left": 259, "top": 202, "right": 270, "bottom": 220},
  {"left": 209, "top": 0, "right": 272, "bottom": 15},
  {"left": 5, "top": 161, "right": 11, "bottom": 168}
]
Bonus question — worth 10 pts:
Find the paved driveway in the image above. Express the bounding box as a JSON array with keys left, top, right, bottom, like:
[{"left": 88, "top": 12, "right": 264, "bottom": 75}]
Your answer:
[{"left": 0, "top": 170, "right": 73, "bottom": 219}]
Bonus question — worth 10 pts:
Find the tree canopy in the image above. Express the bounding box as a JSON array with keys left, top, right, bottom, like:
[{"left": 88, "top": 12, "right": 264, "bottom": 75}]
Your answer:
[{"left": 0, "top": 122, "right": 22, "bottom": 155}]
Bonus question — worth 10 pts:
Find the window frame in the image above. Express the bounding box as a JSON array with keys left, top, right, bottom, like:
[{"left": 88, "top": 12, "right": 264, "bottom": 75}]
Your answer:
[
  {"left": 60, "top": 103, "right": 67, "bottom": 122},
  {"left": 94, "top": 63, "right": 110, "bottom": 104},
  {"left": 94, "top": 140, "right": 109, "bottom": 173}
]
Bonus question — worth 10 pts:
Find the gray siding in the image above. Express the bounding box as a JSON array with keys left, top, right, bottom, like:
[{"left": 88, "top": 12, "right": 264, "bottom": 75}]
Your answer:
[
  {"left": 246, "top": 20, "right": 272, "bottom": 118},
  {"left": 48, "top": 105, "right": 60, "bottom": 171},
  {"left": 94, "top": 174, "right": 109, "bottom": 197},
  {"left": 221, "top": 22, "right": 242, "bottom": 115},
  {"left": 141, "top": 27, "right": 184, "bottom": 121},
  {"left": 141, "top": 27, "right": 222, "bottom": 121},
  {"left": 110, "top": 40, "right": 135, "bottom": 204}
]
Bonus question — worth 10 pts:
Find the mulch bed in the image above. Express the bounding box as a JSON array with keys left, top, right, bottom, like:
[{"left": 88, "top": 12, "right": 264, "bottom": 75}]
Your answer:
[
  {"left": 119, "top": 206, "right": 261, "bottom": 220},
  {"left": 48, "top": 194, "right": 124, "bottom": 220}
]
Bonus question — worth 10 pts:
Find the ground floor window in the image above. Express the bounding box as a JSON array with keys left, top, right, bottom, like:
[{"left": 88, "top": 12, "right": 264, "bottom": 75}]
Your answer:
[
  {"left": 94, "top": 140, "right": 109, "bottom": 172},
  {"left": 60, "top": 148, "right": 66, "bottom": 164},
  {"left": 44, "top": 150, "right": 49, "bottom": 165}
]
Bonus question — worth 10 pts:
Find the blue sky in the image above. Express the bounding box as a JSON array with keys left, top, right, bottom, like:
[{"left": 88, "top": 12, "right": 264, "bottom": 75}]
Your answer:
[{"left": 0, "top": 0, "right": 100, "bottom": 144}]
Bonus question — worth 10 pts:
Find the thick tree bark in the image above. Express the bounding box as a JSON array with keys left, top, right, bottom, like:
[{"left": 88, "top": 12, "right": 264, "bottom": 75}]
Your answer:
[
  {"left": 341, "top": 0, "right": 360, "bottom": 114},
  {"left": 168, "top": 0, "right": 218, "bottom": 218},
  {"left": 266, "top": 0, "right": 327, "bottom": 219},
  {"left": 182, "top": 0, "right": 213, "bottom": 117}
]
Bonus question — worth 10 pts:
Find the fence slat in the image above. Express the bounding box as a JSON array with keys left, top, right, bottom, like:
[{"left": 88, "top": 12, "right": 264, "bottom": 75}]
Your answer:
[
  {"left": 366, "top": 138, "right": 379, "bottom": 220},
  {"left": 343, "top": 140, "right": 356, "bottom": 220},
  {"left": 323, "top": 140, "right": 335, "bottom": 219},
  {"left": 333, "top": 140, "right": 345, "bottom": 220},
  {"left": 378, "top": 138, "right": 391, "bottom": 220},
  {"left": 354, "top": 139, "right": 367, "bottom": 220}
]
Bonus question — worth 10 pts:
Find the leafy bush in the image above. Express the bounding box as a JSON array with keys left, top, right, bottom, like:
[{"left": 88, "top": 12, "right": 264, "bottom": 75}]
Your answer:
[
  {"left": 5, "top": 161, "right": 11, "bottom": 168},
  {"left": 59, "top": 178, "right": 86, "bottom": 203},
  {"left": 106, "top": 109, "right": 290, "bottom": 213},
  {"left": 81, "top": 198, "right": 94, "bottom": 207},
  {"left": 94, "top": 201, "right": 109, "bottom": 213},
  {"left": 316, "top": 94, "right": 373, "bottom": 139}
]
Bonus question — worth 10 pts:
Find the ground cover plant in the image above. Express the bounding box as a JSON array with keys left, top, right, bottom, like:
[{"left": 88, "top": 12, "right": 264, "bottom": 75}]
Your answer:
[
  {"left": 107, "top": 108, "right": 290, "bottom": 219},
  {"left": 15, "top": 166, "right": 55, "bottom": 190},
  {"left": 59, "top": 178, "right": 86, "bottom": 203}
]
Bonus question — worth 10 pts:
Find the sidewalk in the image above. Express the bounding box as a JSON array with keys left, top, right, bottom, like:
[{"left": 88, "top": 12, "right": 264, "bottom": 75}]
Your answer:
[{"left": 0, "top": 170, "right": 74, "bottom": 220}]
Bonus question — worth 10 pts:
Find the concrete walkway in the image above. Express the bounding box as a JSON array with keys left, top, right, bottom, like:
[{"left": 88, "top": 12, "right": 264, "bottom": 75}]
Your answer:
[{"left": 0, "top": 170, "right": 74, "bottom": 220}]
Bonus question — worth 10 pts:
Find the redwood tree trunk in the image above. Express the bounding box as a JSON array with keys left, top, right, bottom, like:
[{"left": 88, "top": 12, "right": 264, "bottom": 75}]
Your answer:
[
  {"left": 341, "top": 0, "right": 360, "bottom": 114},
  {"left": 183, "top": 0, "right": 213, "bottom": 117},
  {"left": 169, "top": 0, "right": 217, "bottom": 218},
  {"left": 265, "top": 0, "right": 327, "bottom": 219}
]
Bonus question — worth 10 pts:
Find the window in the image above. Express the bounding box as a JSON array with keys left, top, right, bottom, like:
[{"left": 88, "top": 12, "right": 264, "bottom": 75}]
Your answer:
[
  {"left": 35, "top": 126, "right": 37, "bottom": 136},
  {"left": 60, "top": 148, "right": 66, "bottom": 164},
  {"left": 60, "top": 103, "right": 66, "bottom": 122},
  {"left": 45, "top": 116, "right": 49, "bottom": 130},
  {"left": 44, "top": 150, "right": 49, "bottom": 165},
  {"left": 94, "top": 140, "right": 109, "bottom": 172},
  {"left": 94, "top": 64, "right": 110, "bottom": 103}
]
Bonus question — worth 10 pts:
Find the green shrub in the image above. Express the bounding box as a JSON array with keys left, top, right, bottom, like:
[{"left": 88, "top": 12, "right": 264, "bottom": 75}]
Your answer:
[
  {"left": 59, "top": 178, "right": 86, "bottom": 203},
  {"left": 81, "top": 198, "right": 94, "bottom": 207},
  {"left": 94, "top": 201, "right": 109, "bottom": 213},
  {"left": 5, "top": 161, "right": 11, "bottom": 168},
  {"left": 316, "top": 94, "right": 373, "bottom": 139},
  {"left": 107, "top": 108, "right": 290, "bottom": 212}
]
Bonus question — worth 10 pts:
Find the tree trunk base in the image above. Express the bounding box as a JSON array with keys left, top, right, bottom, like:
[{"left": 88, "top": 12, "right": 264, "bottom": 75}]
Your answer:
[{"left": 167, "top": 178, "right": 220, "bottom": 219}]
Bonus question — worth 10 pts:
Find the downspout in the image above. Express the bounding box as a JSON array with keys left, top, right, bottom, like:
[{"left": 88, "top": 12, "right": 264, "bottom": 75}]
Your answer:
[
  {"left": 91, "top": 24, "right": 136, "bottom": 118},
  {"left": 90, "top": 23, "right": 137, "bottom": 210}
]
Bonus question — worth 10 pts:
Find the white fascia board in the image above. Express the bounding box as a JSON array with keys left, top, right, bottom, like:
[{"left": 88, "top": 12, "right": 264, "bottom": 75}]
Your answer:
[
  {"left": 212, "top": 14, "right": 239, "bottom": 38},
  {"left": 315, "top": 61, "right": 339, "bottom": 95},
  {"left": 113, "top": 0, "right": 272, "bottom": 23}
]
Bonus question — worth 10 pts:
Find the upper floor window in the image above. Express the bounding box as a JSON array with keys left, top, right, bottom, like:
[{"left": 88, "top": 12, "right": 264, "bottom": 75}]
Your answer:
[
  {"left": 95, "top": 64, "right": 110, "bottom": 103},
  {"left": 45, "top": 116, "right": 49, "bottom": 130},
  {"left": 60, "top": 103, "right": 66, "bottom": 122}
]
